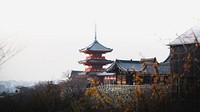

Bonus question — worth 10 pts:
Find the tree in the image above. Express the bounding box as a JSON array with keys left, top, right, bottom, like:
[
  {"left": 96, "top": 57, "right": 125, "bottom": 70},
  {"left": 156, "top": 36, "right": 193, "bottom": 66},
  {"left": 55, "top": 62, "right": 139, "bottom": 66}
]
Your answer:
[{"left": 0, "top": 36, "right": 22, "bottom": 66}]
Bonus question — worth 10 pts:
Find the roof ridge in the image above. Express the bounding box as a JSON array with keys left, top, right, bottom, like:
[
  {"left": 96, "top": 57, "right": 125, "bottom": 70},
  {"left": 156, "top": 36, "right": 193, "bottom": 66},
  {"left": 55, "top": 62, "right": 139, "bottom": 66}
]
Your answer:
[
  {"left": 116, "top": 60, "right": 128, "bottom": 71},
  {"left": 116, "top": 59, "right": 140, "bottom": 62},
  {"left": 168, "top": 25, "right": 200, "bottom": 46},
  {"left": 80, "top": 39, "right": 113, "bottom": 52}
]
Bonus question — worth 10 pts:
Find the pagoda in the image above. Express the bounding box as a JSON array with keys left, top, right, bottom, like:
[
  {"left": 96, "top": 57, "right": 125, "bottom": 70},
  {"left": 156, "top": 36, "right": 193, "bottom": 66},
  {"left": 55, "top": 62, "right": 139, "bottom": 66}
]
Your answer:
[{"left": 79, "top": 28, "right": 113, "bottom": 78}]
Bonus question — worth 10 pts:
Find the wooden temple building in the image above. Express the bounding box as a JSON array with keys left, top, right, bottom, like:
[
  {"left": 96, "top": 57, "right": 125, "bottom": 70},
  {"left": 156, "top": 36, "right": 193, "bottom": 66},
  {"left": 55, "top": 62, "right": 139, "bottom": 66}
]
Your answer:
[
  {"left": 107, "top": 59, "right": 143, "bottom": 85},
  {"left": 106, "top": 57, "right": 170, "bottom": 85},
  {"left": 167, "top": 25, "right": 200, "bottom": 112},
  {"left": 78, "top": 30, "right": 115, "bottom": 84},
  {"left": 168, "top": 25, "right": 200, "bottom": 90}
]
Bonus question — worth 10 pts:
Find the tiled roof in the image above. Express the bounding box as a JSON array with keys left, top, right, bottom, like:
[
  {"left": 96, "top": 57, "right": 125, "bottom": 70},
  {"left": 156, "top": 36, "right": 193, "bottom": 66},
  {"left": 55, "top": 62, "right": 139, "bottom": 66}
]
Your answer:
[
  {"left": 79, "top": 71, "right": 103, "bottom": 75},
  {"left": 141, "top": 58, "right": 157, "bottom": 75},
  {"left": 79, "top": 59, "right": 113, "bottom": 64},
  {"left": 158, "top": 56, "right": 171, "bottom": 75},
  {"left": 158, "top": 63, "right": 170, "bottom": 75},
  {"left": 79, "top": 71, "right": 114, "bottom": 76},
  {"left": 107, "top": 57, "right": 171, "bottom": 75},
  {"left": 70, "top": 70, "right": 84, "bottom": 78},
  {"left": 107, "top": 59, "right": 144, "bottom": 72},
  {"left": 79, "top": 39, "right": 113, "bottom": 52},
  {"left": 143, "top": 63, "right": 156, "bottom": 75},
  {"left": 168, "top": 25, "right": 200, "bottom": 46}
]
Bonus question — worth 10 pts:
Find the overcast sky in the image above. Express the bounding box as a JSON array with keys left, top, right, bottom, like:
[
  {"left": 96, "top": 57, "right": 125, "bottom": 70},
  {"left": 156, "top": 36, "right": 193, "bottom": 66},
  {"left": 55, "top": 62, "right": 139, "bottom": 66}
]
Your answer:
[{"left": 0, "top": 0, "right": 200, "bottom": 81}]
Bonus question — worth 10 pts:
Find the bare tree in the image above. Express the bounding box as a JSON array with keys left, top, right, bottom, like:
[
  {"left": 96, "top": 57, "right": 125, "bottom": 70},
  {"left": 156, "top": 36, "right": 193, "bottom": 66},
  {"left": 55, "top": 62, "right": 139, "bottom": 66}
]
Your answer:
[{"left": 0, "top": 36, "right": 23, "bottom": 66}]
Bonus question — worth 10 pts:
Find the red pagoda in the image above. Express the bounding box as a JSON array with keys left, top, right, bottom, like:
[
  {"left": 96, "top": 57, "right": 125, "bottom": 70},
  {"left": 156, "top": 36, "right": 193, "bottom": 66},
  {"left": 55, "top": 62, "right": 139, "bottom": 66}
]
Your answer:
[{"left": 78, "top": 29, "right": 114, "bottom": 79}]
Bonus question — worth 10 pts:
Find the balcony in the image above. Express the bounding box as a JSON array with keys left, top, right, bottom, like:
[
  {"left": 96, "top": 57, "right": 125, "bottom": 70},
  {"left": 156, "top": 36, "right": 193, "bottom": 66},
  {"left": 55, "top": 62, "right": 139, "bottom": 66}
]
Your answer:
[{"left": 86, "top": 56, "right": 105, "bottom": 60}]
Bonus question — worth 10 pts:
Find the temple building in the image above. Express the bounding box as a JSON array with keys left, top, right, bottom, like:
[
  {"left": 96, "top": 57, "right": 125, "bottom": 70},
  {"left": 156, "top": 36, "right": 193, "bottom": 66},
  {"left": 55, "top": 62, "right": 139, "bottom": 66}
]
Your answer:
[
  {"left": 167, "top": 25, "right": 200, "bottom": 112},
  {"left": 107, "top": 57, "right": 170, "bottom": 85},
  {"left": 168, "top": 25, "right": 200, "bottom": 90},
  {"left": 78, "top": 29, "right": 115, "bottom": 83},
  {"left": 107, "top": 59, "right": 143, "bottom": 85}
]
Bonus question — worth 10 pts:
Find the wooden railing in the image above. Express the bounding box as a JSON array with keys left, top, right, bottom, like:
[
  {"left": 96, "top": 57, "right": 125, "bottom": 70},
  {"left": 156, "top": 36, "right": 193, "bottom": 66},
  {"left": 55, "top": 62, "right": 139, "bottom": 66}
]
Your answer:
[
  {"left": 85, "top": 68, "right": 106, "bottom": 72},
  {"left": 86, "top": 56, "right": 105, "bottom": 60}
]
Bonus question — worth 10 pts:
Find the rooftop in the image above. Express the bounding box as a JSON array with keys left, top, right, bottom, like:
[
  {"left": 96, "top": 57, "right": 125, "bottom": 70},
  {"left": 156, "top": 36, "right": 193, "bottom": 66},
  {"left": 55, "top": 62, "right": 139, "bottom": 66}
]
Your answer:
[
  {"left": 78, "top": 59, "right": 113, "bottom": 65},
  {"left": 107, "top": 59, "right": 144, "bottom": 72},
  {"left": 79, "top": 39, "right": 113, "bottom": 53},
  {"left": 157, "top": 56, "right": 171, "bottom": 75},
  {"left": 168, "top": 25, "right": 200, "bottom": 46}
]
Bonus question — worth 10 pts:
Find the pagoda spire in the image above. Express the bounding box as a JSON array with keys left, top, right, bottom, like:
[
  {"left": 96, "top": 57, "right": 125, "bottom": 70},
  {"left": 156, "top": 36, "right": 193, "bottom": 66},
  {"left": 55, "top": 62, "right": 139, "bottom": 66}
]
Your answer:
[{"left": 95, "top": 24, "right": 97, "bottom": 40}]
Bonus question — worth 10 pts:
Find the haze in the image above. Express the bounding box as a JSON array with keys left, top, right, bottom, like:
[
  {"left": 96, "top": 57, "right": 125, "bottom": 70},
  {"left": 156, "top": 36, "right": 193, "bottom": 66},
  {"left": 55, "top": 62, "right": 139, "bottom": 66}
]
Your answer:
[{"left": 0, "top": 0, "right": 200, "bottom": 81}]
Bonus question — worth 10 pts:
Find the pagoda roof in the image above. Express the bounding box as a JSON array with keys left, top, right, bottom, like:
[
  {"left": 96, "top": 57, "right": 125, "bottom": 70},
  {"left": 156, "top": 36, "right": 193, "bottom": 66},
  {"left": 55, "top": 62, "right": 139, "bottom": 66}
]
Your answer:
[
  {"left": 79, "top": 59, "right": 113, "bottom": 65},
  {"left": 79, "top": 71, "right": 103, "bottom": 75},
  {"left": 168, "top": 25, "right": 200, "bottom": 46},
  {"left": 79, "top": 39, "right": 113, "bottom": 53},
  {"left": 107, "top": 59, "right": 144, "bottom": 72},
  {"left": 79, "top": 71, "right": 115, "bottom": 76}
]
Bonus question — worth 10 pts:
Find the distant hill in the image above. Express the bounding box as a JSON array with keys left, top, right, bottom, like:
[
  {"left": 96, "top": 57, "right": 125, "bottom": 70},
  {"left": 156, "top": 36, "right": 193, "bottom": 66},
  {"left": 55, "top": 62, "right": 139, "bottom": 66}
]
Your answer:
[{"left": 0, "top": 80, "right": 36, "bottom": 93}]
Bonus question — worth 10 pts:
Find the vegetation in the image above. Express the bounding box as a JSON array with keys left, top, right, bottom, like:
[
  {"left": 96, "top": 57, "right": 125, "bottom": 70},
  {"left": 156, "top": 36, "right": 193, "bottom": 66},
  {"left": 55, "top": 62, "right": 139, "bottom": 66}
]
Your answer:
[
  {"left": 0, "top": 77, "right": 199, "bottom": 112},
  {"left": 0, "top": 79, "right": 87, "bottom": 112}
]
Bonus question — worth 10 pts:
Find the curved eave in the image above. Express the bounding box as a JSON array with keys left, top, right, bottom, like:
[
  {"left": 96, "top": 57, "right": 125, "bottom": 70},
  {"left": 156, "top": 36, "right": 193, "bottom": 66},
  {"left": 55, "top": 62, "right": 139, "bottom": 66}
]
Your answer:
[
  {"left": 117, "top": 62, "right": 142, "bottom": 72},
  {"left": 107, "top": 59, "right": 144, "bottom": 72},
  {"left": 106, "top": 61, "right": 116, "bottom": 72},
  {"left": 79, "top": 39, "right": 113, "bottom": 53},
  {"left": 168, "top": 26, "right": 200, "bottom": 46},
  {"left": 79, "top": 49, "right": 113, "bottom": 54},
  {"left": 79, "top": 60, "right": 113, "bottom": 65},
  {"left": 79, "top": 72, "right": 97, "bottom": 76},
  {"left": 118, "top": 60, "right": 144, "bottom": 72},
  {"left": 79, "top": 71, "right": 104, "bottom": 76},
  {"left": 167, "top": 42, "right": 198, "bottom": 46}
]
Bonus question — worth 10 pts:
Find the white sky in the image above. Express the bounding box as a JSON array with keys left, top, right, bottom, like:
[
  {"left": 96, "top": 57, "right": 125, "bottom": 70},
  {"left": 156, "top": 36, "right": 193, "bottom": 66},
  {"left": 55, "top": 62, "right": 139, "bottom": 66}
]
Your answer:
[{"left": 0, "top": 0, "right": 200, "bottom": 81}]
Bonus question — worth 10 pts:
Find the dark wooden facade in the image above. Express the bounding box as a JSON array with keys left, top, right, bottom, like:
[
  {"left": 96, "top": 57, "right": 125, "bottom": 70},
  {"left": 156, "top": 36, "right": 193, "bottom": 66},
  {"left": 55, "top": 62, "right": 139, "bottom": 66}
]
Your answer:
[
  {"left": 168, "top": 25, "right": 200, "bottom": 111},
  {"left": 170, "top": 44, "right": 200, "bottom": 77},
  {"left": 168, "top": 26, "right": 200, "bottom": 90},
  {"left": 170, "top": 44, "right": 200, "bottom": 91}
]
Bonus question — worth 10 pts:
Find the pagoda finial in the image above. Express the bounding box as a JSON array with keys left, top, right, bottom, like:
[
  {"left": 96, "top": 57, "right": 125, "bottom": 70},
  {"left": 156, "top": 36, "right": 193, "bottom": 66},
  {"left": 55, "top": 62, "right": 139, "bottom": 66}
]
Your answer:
[{"left": 95, "top": 24, "right": 97, "bottom": 40}]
